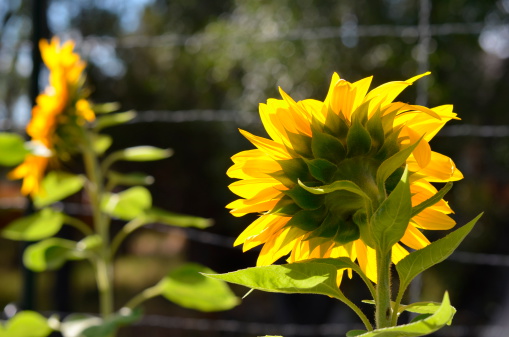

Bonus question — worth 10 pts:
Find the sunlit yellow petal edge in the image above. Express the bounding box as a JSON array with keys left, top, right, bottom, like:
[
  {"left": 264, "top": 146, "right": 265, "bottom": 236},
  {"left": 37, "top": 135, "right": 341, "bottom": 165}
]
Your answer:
[
  {"left": 8, "top": 37, "right": 94, "bottom": 197},
  {"left": 227, "top": 72, "right": 462, "bottom": 284}
]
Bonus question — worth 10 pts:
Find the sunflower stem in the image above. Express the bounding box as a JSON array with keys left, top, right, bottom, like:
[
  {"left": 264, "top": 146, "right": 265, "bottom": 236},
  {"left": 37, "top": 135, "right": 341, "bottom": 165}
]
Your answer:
[
  {"left": 375, "top": 249, "right": 393, "bottom": 329},
  {"left": 82, "top": 130, "right": 114, "bottom": 319}
]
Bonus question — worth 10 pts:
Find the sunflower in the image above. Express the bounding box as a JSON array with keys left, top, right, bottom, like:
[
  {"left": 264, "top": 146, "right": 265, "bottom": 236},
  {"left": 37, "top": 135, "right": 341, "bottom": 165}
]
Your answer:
[
  {"left": 8, "top": 37, "right": 94, "bottom": 196},
  {"left": 227, "top": 72, "right": 462, "bottom": 283}
]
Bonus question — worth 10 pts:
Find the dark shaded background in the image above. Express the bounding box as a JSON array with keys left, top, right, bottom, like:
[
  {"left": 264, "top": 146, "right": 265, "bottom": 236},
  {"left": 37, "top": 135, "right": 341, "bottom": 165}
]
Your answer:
[{"left": 1, "top": 0, "right": 509, "bottom": 336}]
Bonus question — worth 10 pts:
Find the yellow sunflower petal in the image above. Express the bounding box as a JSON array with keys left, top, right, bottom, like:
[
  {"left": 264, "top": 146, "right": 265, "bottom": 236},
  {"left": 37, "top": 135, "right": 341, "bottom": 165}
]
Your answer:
[
  {"left": 239, "top": 129, "right": 291, "bottom": 160},
  {"left": 401, "top": 224, "right": 430, "bottom": 250},
  {"left": 412, "top": 208, "right": 456, "bottom": 230}
]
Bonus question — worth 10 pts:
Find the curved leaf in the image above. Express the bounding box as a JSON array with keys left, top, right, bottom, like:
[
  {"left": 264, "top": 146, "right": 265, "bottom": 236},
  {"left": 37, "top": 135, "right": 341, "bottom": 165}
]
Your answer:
[
  {"left": 101, "top": 186, "right": 152, "bottom": 220},
  {"left": 33, "top": 171, "right": 85, "bottom": 208},
  {"left": 0, "top": 133, "right": 29, "bottom": 166},
  {"left": 3, "top": 208, "right": 64, "bottom": 241},
  {"left": 144, "top": 207, "right": 213, "bottom": 229},
  {"left": 119, "top": 146, "right": 173, "bottom": 162},
  {"left": 23, "top": 238, "right": 84, "bottom": 272},
  {"left": 298, "top": 179, "right": 370, "bottom": 200},
  {"left": 1, "top": 311, "right": 52, "bottom": 337},
  {"left": 158, "top": 263, "right": 239, "bottom": 312},
  {"left": 396, "top": 213, "right": 482, "bottom": 292},
  {"left": 352, "top": 292, "right": 455, "bottom": 337}
]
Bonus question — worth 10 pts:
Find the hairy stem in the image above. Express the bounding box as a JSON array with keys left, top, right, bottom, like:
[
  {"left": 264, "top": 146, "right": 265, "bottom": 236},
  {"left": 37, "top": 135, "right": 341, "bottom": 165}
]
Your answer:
[
  {"left": 124, "top": 284, "right": 161, "bottom": 310},
  {"left": 375, "top": 250, "right": 393, "bottom": 329}
]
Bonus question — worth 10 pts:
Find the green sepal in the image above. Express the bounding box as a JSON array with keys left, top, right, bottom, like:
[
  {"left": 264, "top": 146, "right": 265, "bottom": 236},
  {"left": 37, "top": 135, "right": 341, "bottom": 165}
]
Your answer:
[
  {"left": 305, "top": 158, "right": 338, "bottom": 183},
  {"left": 310, "top": 131, "right": 346, "bottom": 164},
  {"left": 333, "top": 219, "right": 360, "bottom": 245},
  {"left": 94, "top": 110, "right": 136, "bottom": 131},
  {"left": 350, "top": 99, "right": 371, "bottom": 126},
  {"left": 157, "top": 263, "right": 239, "bottom": 312},
  {"left": 370, "top": 168, "right": 411, "bottom": 253},
  {"left": 365, "top": 108, "right": 385, "bottom": 151},
  {"left": 374, "top": 126, "right": 403, "bottom": 161},
  {"left": 0, "top": 311, "right": 53, "bottom": 337},
  {"left": 381, "top": 108, "right": 399, "bottom": 136},
  {"left": 285, "top": 131, "right": 313, "bottom": 158},
  {"left": 353, "top": 292, "right": 455, "bottom": 337},
  {"left": 284, "top": 184, "right": 324, "bottom": 210},
  {"left": 285, "top": 207, "right": 325, "bottom": 231},
  {"left": 306, "top": 212, "right": 340, "bottom": 240},
  {"left": 396, "top": 213, "right": 482, "bottom": 293},
  {"left": 298, "top": 179, "right": 371, "bottom": 201},
  {"left": 411, "top": 182, "right": 453, "bottom": 217},
  {"left": 101, "top": 186, "right": 152, "bottom": 221},
  {"left": 323, "top": 108, "right": 349, "bottom": 141},
  {"left": 144, "top": 207, "right": 213, "bottom": 229},
  {"left": 269, "top": 196, "right": 301, "bottom": 216},
  {"left": 0, "top": 133, "right": 30, "bottom": 166},
  {"left": 23, "top": 238, "right": 85, "bottom": 272},
  {"left": 375, "top": 136, "right": 422, "bottom": 195},
  {"left": 3, "top": 208, "right": 64, "bottom": 241},
  {"left": 346, "top": 119, "right": 372, "bottom": 157},
  {"left": 33, "top": 171, "right": 85, "bottom": 208},
  {"left": 276, "top": 158, "right": 313, "bottom": 184}
]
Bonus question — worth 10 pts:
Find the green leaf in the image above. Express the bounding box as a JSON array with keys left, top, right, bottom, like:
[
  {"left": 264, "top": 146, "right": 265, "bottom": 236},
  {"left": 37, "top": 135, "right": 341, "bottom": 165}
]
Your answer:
[
  {"left": 23, "top": 238, "right": 84, "bottom": 272},
  {"left": 118, "top": 146, "right": 173, "bottom": 162},
  {"left": 95, "top": 110, "right": 136, "bottom": 130},
  {"left": 396, "top": 213, "right": 482, "bottom": 292},
  {"left": 92, "top": 102, "right": 120, "bottom": 114},
  {"left": 353, "top": 292, "right": 455, "bottom": 337},
  {"left": 347, "top": 330, "right": 368, "bottom": 337},
  {"left": 92, "top": 134, "right": 113, "bottom": 155},
  {"left": 158, "top": 263, "right": 239, "bottom": 312},
  {"left": 298, "top": 179, "right": 370, "bottom": 200},
  {"left": 275, "top": 158, "right": 312, "bottom": 184},
  {"left": 365, "top": 108, "right": 385, "bottom": 150},
  {"left": 101, "top": 186, "right": 152, "bottom": 220},
  {"left": 286, "top": 208, "right": 325, "bottom": 231},
  {"left": 33, "top": 171, "right": 85, "bottom": 208},
  {"left": 107, "top": 171, "right": 155, "bottom": 187},
  {"left": 402, "top": 302, "right": 441, "bottom": 315},
  {"left": 311, "top": 131, "right": 346, "bottom": 164},
  {"left": 60, "top": 309, "right": 141, "bottom": 337},
  {"left": 370, "top": 168, "right": 411, "bottom": 253},
  {"left": 411, "top": 182, "right": 453, "bottom": 217},
  {"left": 204, "top": 261, "right": 349, "bottom": 302},
  {"left": 1, "top": 311, "right": 53, "bottom": 337},
  {"left": 3, "top": 208, "right": 64, "bottom": 241},
  {"left": 375, "top": 138, "right": 421, "bottom": 195},
  {"left": 0, "top": 133, "right": 29, "bottom": 166},
  {"left": 144, "top": 207, "right": 213, "bottom": 229}
]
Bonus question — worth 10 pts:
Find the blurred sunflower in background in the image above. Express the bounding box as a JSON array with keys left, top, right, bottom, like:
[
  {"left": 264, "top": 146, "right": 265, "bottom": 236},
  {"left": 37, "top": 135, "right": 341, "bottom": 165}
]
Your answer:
[
  {"left": 9, "top": 37, "right": 94, "bottom": 196},
  {"left": 227, "top": 73, "right": 463, "bottom": 283}
]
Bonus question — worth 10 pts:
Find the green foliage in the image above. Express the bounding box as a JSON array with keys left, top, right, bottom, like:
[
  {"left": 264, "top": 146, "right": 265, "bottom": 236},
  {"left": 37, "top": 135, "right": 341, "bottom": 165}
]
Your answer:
[
  {"left": 94, "top": 110, "right": 136, "bottom": 131},
  {"left": 23, "top": 238, "right": 85, "bottom": 272},
  {"left": 3, "top": 208, "right": 64, "bottom": 241},
  {"left": 33, "top": 171, "right": 85, "bottom": 208},
  {"left": 116, "top": 146, "right": 173, "bottom": 162},
  {"left": 396, "top": 213, "right": 482, "bottom": 292},
  {"left": 144, "top": 207, "right": 213, "bottom": 229},
  {"left": 298, "top": 179, "right": 370, "bottom": 200},
  {"left": 60, "top": 309, "right": 141, "bottom": 337},
  {"left": 370, "top": 168, "right": 411, "bottom": 253},
  {"left": 92, "top": 134, "right": 113, "bottom": 155},
  {"left": 107, "top": 171, "right": 154, "bottom": 187},
  {"left": 101, "top": 186, "right": 152, "bottom": 220},
  {"left": 0, "top": 311, "right": 53, "bottom": 337},
  {"left": 205, "top": 261, "right": 350, "bottom": 303},
  {"left": 348, "top": 292, "right": 455, "bottom": 337},
  {"left": 0, "top": 133, "right": 29, "bottom": 166},
  {"left": 157, "top": 263, "right": 239, "bottom": 312}
]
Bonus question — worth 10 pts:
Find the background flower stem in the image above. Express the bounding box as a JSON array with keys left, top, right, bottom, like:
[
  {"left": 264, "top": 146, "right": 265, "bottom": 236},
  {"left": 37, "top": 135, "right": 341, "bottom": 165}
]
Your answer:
[{"left": 82, "top": 130, "right": 114, "bottom": 319}]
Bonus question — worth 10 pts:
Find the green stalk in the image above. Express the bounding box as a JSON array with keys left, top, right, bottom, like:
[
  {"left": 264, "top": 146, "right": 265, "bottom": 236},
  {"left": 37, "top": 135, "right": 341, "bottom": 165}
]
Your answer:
[
  {"left": 82, "top": 130, "right": 114, "bottom": 318},
  {"left": 124, "top": 284, "right": 161, "bottom": 310},
  {"left": 110, "top": 217, "right": 145, "bottom": 257},
  {"left": 375, "top": 249, "right": 393, "bottom": 329}
]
